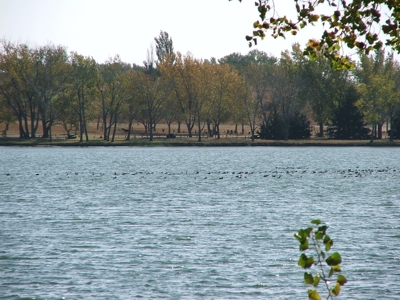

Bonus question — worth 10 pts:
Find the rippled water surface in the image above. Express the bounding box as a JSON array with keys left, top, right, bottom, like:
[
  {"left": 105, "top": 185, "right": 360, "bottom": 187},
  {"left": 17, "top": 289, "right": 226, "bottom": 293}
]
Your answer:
[{"left": 1, "top": 146, "right": 400, "bottom": 299}]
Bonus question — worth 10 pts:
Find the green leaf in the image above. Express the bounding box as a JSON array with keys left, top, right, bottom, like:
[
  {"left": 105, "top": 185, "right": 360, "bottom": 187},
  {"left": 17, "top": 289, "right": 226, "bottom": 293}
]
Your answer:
[
  {"left": 329, "top": 265, "right": 341, "bottom": 277},
  {"left": 295, "top": 228, "right": 312, "bottom": 243},
  {"left": 315, "top": 231, "right": 324, "bottom": 239},
  {"left": 337, "top": 274, "right": 348, "bottom": 286},
  {"left": 298, "top": 253, "right": 315, "bottom": 269},
  {"left": 317, "top": 225, "right": 328, "bottom": 234},
  {"left": 313, "top": 274, "right": 320, "bottom": 287},
  {"left": 331, "top": 282, "right": 341, "bottom": 296},
  {"left": 304, "top": 272, "right": 314, "bottom": 284},
  {"left": 326, "top": 252, "right": 342, "bottom": 266},
  {"left": 323, "top": 235, "right": 333, "bottom": 251},
  {"left": 308, "top": 289, "right": 321, "bottom": 300},
  {"left": 311, "top": 219, "right": 321, "bottom": 225},
  {"left": 300, "top": 240, "right": 309, "bottom": 251}
]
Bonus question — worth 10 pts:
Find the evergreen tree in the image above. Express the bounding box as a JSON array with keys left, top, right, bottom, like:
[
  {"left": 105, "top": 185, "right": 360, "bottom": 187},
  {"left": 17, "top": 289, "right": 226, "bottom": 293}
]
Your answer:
[
  {"left": 327, "top": 86, "right": 370, "bottom": 139},
  {"left": 259, "top": 111, "right": 311, "bottom": 140},
  {"left": 288, "top": 113, "right": 311, "bottom": 139},
  {"left": 390, "top": 111, "right": 400, "bottom": 139}
]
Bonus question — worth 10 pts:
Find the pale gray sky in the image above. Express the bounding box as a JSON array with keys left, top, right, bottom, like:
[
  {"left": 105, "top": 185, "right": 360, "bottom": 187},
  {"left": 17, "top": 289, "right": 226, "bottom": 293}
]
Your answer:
[{"left": 0, "top": 0, "right": 332, "bottom": 65}]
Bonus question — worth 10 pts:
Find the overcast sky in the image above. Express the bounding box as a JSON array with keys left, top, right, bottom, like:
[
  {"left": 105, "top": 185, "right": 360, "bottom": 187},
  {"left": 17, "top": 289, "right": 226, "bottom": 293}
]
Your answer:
[{"left": 1, "top": 0, "right": 335, "bottom": 66}]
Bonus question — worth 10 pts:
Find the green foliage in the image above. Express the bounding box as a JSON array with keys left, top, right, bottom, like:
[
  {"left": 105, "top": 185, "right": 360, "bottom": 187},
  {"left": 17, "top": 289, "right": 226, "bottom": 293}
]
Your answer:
[
  {"left": 327, "top": 86, "right": 370, "bottom": 140},
  {"left": 295, "top": 220, "right": 347, "bottom": 299},
  {"left": 391, "top": 112, "right": 400, "bottom": 139},
  {"left": 259, "top": 111, "right": 311, "bottom": 140}
]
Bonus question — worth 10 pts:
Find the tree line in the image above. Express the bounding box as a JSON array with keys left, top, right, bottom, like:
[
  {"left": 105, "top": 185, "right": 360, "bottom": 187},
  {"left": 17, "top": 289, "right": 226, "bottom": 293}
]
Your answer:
[{"left": 1, "top": 32, "right": 400, "bottom": 142}]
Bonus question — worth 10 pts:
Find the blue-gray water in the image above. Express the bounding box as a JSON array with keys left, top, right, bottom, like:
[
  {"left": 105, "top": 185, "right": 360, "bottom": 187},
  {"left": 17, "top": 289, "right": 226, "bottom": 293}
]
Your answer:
[{"left": 1, "top": 146, "right": 399, "bottom": 299}]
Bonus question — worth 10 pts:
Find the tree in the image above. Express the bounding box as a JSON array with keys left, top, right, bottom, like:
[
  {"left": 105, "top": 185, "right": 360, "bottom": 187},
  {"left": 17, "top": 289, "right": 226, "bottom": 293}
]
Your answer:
[
  {"left": 218, "top": 52, "right": 248, "bottom": 72},
  {"left": 53, "top": 88, "right": 79, "bottom": 137},
  {"left": 0, "top": 41, "right": 41, "bottom": 138},
  {"left": 232, "top": 0, "right": 400, "bottom": 69},
  {"left": 241, "top": 60, "right": 272, "bottom": 130},
  {"left": 295, "top": 45, "right": 335, "bottom": 137},
  {"left": 268, "top": 49, "right": 306, "bottom": 140},
  {"left": 238, "top": 80, "right": 261, "bottom": 141},
  {"left": 355, "top": 50, "right": 400, "bottom": 141},
  {"left": 0, "top": 92, "right": 16, "bottom": 136},
  {"left": 154, "top": 30, "right": 175, "bottom": 66},
  {"left": 328, "top": 85, "right": 370, "bottom": 139},
  {"left": 166, "top": 53, "right": 200, "bottom": 138},
  {"left": 194, "top": 61, "right": 214, "bottom": 142},
  {"left": 96, "top": 56, "right": 127, "bottom": 141},
  {"left": 122, "top": 69, "right": 142, "bottom": 141},
  {"left": 69, "top": 52, "right": 97, "bottom": 142},
  {"left": 207, "top": 64, "right": 242, "bottom": 139},
  {"left": 135, "top": 68, "right": 173, "bottom": 141},
  {"left": 34, "top": 45, "right": 69, "bottom": 140}
]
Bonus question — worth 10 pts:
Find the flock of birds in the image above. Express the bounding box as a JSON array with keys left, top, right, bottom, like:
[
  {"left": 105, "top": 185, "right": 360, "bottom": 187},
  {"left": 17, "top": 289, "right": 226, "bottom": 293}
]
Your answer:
[{"left": 3, "top": 166, "right": 398, "bottom": 180}]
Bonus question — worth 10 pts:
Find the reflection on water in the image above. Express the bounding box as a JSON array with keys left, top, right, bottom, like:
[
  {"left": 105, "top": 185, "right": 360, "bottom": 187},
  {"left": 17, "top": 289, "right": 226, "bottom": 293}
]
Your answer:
[{"left": 1, "top": 146, "right": 400, "bottom": 299}]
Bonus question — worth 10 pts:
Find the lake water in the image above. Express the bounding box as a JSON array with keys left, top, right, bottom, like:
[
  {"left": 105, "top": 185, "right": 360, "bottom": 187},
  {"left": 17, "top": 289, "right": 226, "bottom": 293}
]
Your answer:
[{"left": 1, "top": 146, "right": 399, "bottom": 299}]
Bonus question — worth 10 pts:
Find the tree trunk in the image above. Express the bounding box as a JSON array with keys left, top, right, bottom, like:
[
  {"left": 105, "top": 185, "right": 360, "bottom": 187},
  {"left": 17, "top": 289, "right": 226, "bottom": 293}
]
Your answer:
[
  {"left": 378, "top": 122, "right": 384, "bottom": 139},
  {"left": 370, "top": 124, "right": 375, "bottom": 143},
  {"left": 126, "top": 118, "right": 134, "bottom": 140},
  {"left": 23, "top": 115, "right": 29, "bottom": 138},
  {"left": 41, "top": 117, "right": 49, "bottom": 138},
  {"left": 177, "top": 121, "right": 181, "bottom": 133},
  {"left": 49, "top": 123, "right": 53, "bottom": 142},
  {"left": 167, "top": 122, "right": 171, "bottom": 134},
  {"left": 207, "top": 121, "right": 212, "bottom": 137},
  {"left": 389, "top": 117, "right": 394, "bottom": 142},
  {"left": 149, "top": 115, "right": 153, "bottom": 141},
  {"left": 319, "top": 122, "right": 324, "bottom": 137},
  {"left": 111, "top": 116, "right": 117, "bottom": 142},
  {"left": 103, "top": 113, "right": 108, "bottom": 141},
  {"left": 197, "top": 117, "right": 201, "bottom": 142}
]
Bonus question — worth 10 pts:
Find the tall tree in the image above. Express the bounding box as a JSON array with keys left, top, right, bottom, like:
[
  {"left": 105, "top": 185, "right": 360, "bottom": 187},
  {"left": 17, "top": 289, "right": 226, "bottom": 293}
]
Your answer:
[
  {"left": 207, "top": 64, "right": 242, "bottom": 139},
  {"left": 0, "top": 41, "right": 41, "bottom": 138},
  {"left": 154, "top": 30, "right": 175, "bottom": 65},
  {"left": 241, "top": 60, "right": 273, "bottom": 129},
  {"left": 135, "top": 67, "right": 173, "bottom": 141},
  {"left": 328, "top": 85, "right": 370, "bottom": 139},
  {"left": 69, "top": 52, "right": 97, "bottom": 142},
  {"left": 269, "top": 49, "right": 305, "bottom": 140},
  {"left": 355, "top": 50, "right": 400, "bottom": 140},
  {"left": 34, "top": 44, "right": 69, "bottom": 140},
  {"left": 122, "top": 69, "right": 142, "bottom": 140},
  {"left": 295, "top": 44, "right": 335, "bottom": 137},
  {"left": 238, "top": 78, "right": 261, "bottom": 141},
  {"left": 167, "top": 52, "right": 199, "bottom": 138},
  {"left": 96, "top": 55, "right": 127, "bottom": 141}
]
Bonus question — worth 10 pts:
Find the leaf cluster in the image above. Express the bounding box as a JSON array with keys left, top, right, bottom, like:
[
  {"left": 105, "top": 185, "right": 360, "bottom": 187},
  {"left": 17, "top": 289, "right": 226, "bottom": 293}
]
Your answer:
[
  {"left": 233, "top": 0, "right": 400, "bottom": 70},
  {"left": 294, "top": 219, "right": 347, "bottom": 299}
]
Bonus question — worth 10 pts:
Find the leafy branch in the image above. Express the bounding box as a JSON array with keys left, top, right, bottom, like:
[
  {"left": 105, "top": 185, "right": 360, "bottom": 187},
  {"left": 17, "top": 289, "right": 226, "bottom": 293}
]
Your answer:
[
  {"left": 294, "top": 219, "right": 347, "bottom": 299},
  {"left": 232, "top": 0, "right": 400, "bottom": 70}
]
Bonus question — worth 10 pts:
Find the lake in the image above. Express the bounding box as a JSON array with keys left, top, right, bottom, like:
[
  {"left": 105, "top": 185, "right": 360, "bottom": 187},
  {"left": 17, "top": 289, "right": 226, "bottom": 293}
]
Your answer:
[{"left": 1, "top": 146, "right": 399, "bottom": 299}]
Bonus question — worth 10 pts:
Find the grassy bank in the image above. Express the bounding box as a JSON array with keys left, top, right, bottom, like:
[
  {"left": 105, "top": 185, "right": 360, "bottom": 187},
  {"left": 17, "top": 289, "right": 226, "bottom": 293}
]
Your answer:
[{"left": 1, "top": 137, "right": 399, "bottom": 147}]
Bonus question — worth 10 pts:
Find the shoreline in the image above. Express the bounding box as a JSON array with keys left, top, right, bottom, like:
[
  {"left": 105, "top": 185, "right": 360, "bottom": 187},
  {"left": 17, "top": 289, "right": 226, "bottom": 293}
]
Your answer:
[{"left": 1, "top": 137, "right": 399, "bottom": 147}]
